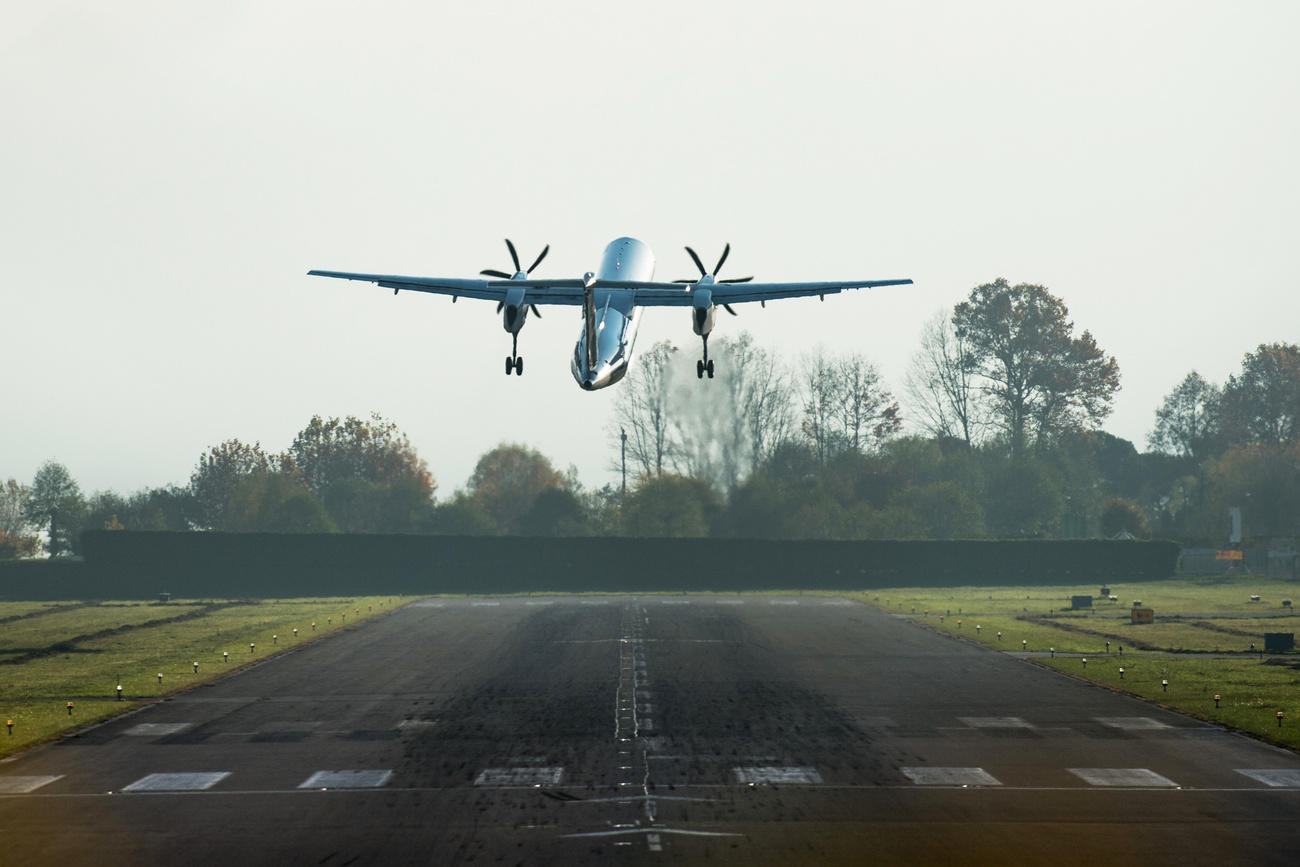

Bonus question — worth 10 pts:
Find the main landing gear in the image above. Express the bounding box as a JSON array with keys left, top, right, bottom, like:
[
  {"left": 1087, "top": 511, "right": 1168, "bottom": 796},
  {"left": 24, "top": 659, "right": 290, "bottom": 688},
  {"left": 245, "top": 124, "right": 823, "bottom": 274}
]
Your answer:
[
  {"left": 505, "top": 334, "right": 523, "bottom": 375},
  {"left": 696, "top": 336, "right": 715, "bottom": 379}
]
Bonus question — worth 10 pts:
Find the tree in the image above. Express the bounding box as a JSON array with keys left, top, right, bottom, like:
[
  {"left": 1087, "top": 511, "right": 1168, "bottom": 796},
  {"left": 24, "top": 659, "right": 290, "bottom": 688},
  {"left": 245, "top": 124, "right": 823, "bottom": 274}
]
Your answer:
[
  {"left": 1149, "top": 371, "right": 1223, "bottom": 463},
  {"left": 225, "top": 473, "right": 336, "bottom": 533},
  {"left": 429, "top": 492, "right": 499, "bottom": 535},
  {"left": 0, "top": 479, "right": 36, "bottom": 553},
  {"left": 189, "top": 439, "right": 277, "bottom": 530},
  {"left": 981, "top": 455, "right": 1063, "bottom": 538},
  {"left": 25, "top": 461, "right": 85, "bottom": 556},
  {"left": 610, "top": 340, "right": 677, "bottom": 478},
  {"left": 953, "top": 279, "right": 1120, "bottom": 453},
  {"left": 1220, "top": 343, "right": 1300, "bottom": 447},
  {"left": 288, "top": 413, "right": 435, "bottom": 502},
  {"left": 468, "top": 443, "right": 567, "bottom": 534},
  {"left": 622, "top": 474, "right": 720, "bottom": 538},
  {"left": 905, "top": 311, "right": 986, "bottom": 445},
  {"left": 799, "top": 348, "right": 900, "bottom": 462},
  {"left": 517, "top": 487, "right": 589, "bottom": 536},
  {"left": 1099, "top": 498, "right": 1152, "bottom": 539}
]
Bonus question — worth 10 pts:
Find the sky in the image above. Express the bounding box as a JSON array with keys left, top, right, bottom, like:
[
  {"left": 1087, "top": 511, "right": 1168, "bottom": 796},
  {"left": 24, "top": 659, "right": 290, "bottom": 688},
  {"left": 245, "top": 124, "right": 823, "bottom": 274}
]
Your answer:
[{"left": 3, "top": 1, "right": 1297, "bottom": 499}]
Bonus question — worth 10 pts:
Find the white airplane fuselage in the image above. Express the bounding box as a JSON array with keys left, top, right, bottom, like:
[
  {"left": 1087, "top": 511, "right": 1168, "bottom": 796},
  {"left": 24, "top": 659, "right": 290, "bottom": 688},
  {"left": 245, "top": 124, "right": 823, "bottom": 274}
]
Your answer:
[{"left": 570, "top": 237, "right": 651, "bottom": 390}]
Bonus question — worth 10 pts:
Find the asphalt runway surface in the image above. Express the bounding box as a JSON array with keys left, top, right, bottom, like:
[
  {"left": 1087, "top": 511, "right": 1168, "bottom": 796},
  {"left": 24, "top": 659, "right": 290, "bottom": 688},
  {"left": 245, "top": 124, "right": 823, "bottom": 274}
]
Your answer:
[{"left": 3, "top": 596, "right": 1300, "bottom": 866}]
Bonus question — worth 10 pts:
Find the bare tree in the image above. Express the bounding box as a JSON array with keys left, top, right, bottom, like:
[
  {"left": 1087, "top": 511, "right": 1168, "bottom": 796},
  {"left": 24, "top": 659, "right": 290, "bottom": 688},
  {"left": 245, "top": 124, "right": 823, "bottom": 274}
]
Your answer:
[
  {"left": 609, "top": 340, "right": 677, "bottom": 477},
  {"left": 1148, "top": 371, "right": 1222, "bottom": 462},
  {"left": 799, "top": 348, "right": 900, "bottom": 461},
  {"left": 905, "top": 311, "right": 985, "bottom": 445}
]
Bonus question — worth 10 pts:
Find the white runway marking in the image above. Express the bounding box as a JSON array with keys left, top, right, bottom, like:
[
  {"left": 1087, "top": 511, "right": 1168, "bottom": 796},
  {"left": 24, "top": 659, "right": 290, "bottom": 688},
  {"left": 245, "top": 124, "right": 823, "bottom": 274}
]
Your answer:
[
  {"left": 124, "top": 722, "right": 192, "bottom": 737},
  {"left": 768, "top": 600, "right": 799, "bottom": 606},
  {"left": 1068, "top": 768, "right": 1179, "bottom": 787},
  {"left": 714, "top": 599, "right": 744, "bottom": 605},
  {"left": 409, "top": 601, "right": 444, "bottom": 607},
  {"left": 470, "top": 601, "right": 501, "bottom": 607},
  {"left": 960, "top": 716, "right": 1034, "bottom": 729},
  {"left": 1094, "top": 717, "right": 1171, "bottom": 730},
  {"left": 580, "top": 600, "right": 609, "bottom": 605},
  {"left": 659, "top": 599, "right": 691, "bottom": 605},
  {"left": 524, "top": 600, "right": 554, "bottom": 606},
  {"left": 0, "top": 775, "right": 63, "bottom": 794},
  {"left": 124, "top": 772, "right": 231, "bottom": 792},
  {"left": 647, "top": 832, "right": 662, "bottom": 851},
  {"left": 475, "top": 767, "right": 564, "bottom": 786},
  {"left": 733, "top": 766, "right": 823, "bottom": 784},
  {"left": 901, "top": 767, "right": 1002, "bottom": 786},
  {"left": 299, "top": 769, "right": 393, "bottom": 789},
  {"left": 1236, "top": 769, "right": 1300, "bottom": 787}
]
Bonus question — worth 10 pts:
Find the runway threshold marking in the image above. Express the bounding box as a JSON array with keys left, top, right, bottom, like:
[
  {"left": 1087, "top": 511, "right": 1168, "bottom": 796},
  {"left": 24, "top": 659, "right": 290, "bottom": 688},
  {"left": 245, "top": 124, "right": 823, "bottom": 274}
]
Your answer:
[
  {"left": 959, "top": 717, "right": 1034, "bottom": 729},
  {"left": 474, "top": 767, "right": 564, "bottom": 786},
  {"left": 124, "top": 722, "right": 193, "bottom": 737},
  {"left": 299, "top": 770, "right": 393, "bottom": 789},
  {"left": 733, "top": 766, "right": 823, "bottom": 784},
  {"left": 1068, "top": 768, "right": 1179, "bottom": 787},
  {"left": 901, "top": 767, "right": 1002, "bottom": 786},
  {"left": 1235, "top": 769, "right": 1300, "bottom": 787},
  {"left": 1094, "top": 717, "right": 1172, "bottom": 730},
  {"left": 123, "top": 772, "right": 231, "bottom": 792},
  {"left": 0, "top": 775, "right": 63, "bottom": 794}
]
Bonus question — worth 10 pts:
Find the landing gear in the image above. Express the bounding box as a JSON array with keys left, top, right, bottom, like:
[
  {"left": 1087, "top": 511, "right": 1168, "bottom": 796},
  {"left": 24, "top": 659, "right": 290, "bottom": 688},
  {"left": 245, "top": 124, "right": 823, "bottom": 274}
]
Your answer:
[
  {"left": 696, "top": 336, "right": 715, "bottom": 379},
  {"left": 505, "top": 335, "right": 523, "bottom": 375}
]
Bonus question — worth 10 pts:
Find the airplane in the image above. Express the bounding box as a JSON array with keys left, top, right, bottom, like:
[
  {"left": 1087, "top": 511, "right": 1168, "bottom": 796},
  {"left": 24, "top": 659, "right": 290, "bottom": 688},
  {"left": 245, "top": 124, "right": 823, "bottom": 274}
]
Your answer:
[{"left": 308, "top": 237, "right": 912, "bottom": 391}]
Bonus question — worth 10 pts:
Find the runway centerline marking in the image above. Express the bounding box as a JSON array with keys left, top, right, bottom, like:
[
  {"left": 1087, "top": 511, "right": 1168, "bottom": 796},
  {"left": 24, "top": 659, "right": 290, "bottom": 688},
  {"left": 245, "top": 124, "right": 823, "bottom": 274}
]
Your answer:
[
  {"left": 123, "top": 722, "right": 193, "bottom": 737},
  {"left": 1094, "top": 717, "right": 1172, "bottom": 730},
  {"left": 475, "top": 767, "right": 563, "bottom": 786},
  {"left": 959, "top": 716, "right": 1034, "bottom": 729},
  {"left": 734, "top": 766, "right": 823, "bottom": 784}
]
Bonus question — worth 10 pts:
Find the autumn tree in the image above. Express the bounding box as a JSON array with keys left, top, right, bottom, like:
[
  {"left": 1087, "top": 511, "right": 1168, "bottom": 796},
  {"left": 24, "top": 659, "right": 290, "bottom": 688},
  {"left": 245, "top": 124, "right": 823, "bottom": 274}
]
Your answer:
[
  {"left": 1099, "top": 498, "right": 1152, "bottom": 539},
  {"left": 468, "top": 443, "right": 567, "bottom": 534},
  {"left": 953, "top": 279, "right": 1120, "bottom": 453},
  {"left": 622, "top": 474, "right": 720, "bottom": 538}
]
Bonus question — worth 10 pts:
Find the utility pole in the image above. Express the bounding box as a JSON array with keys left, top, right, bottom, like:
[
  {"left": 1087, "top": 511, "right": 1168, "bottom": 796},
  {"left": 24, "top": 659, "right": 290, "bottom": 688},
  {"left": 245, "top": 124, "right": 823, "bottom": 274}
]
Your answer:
[{"left": 620, "top": 427, "right": 627, "bottom": 498}]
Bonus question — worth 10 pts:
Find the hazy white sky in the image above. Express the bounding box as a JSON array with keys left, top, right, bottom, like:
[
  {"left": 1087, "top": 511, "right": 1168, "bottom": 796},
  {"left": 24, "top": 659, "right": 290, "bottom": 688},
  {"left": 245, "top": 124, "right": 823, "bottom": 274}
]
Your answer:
[{"left": 3, "top": 1, "right": 1297, "bottom": 497}]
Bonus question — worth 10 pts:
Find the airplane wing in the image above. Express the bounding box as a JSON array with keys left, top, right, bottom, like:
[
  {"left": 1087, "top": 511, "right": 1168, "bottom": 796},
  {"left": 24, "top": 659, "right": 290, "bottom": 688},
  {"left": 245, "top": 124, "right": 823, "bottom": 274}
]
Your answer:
[
  {"left": 308, "top": 270, "right": 912, "bottom": 307},
  {"left": 628, "top": 278, "right": 914, "bottom": 307},
  {"left": 306, "top": 270, "right": 591, "bottom": 305}
]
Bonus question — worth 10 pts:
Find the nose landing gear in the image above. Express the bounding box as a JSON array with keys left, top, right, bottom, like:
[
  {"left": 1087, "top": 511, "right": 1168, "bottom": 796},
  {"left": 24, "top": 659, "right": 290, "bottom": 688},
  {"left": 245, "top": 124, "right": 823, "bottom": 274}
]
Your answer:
[{"left": 696, "top": 336, "right": 715, "bottom": 379}]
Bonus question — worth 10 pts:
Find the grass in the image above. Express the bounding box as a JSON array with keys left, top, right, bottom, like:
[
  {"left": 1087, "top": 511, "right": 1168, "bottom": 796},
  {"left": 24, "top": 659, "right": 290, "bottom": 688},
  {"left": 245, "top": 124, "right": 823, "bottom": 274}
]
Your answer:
[
  {"left": 0, "top": 596, "right": 408, "bottom": 758},
  {"left": 858, "top": 575, "right": 1300, "bottom": 751}
]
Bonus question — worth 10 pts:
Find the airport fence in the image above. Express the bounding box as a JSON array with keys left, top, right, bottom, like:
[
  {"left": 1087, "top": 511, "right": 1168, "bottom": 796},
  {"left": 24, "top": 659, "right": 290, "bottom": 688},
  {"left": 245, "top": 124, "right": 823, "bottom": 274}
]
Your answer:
[{"left": 0, "top": 532, "right": 1181, "bottom": 600}]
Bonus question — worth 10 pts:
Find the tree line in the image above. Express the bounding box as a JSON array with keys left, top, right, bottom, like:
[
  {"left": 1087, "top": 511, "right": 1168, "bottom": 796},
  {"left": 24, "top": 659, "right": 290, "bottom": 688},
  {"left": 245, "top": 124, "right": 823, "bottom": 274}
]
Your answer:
[{"left": 2, "top": 279, "right": 1296, "bottom": 557}]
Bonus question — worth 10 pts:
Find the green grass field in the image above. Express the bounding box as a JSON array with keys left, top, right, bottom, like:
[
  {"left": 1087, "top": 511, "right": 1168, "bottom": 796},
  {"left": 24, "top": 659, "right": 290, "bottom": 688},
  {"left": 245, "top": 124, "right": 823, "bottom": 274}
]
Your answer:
[
  {"left": 859, "top": 575, "right": 1300, "bottom": 750},
  {"left": 0, "top": 596, "right": 407, "bottom": 758}
]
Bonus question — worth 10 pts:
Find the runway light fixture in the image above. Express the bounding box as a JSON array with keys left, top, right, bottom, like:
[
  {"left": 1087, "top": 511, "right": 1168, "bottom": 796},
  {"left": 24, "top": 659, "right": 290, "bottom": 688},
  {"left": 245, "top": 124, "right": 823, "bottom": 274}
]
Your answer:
[
  {"left": 293, "top": 628, "right": 298, "bottom": 637},
  {"left": 1022, "top": 640, "right": 1027, "bottom": 651},
  {"left": 1214, "top": 695, "right": 1221, "bottom": 708},
  {"left": 6, "top": 720, "right": 11, "bottom": 735},
  {"left": 1119, "top": 667, "right": 1125, "bottom": 679},
  {"left": 116, "top": 685, "right": 123, "bottom": 701},
  {"left": 193, "top": 662, "right": 199, "bottom": 674},
  {"left": 66, "top": 702, "right": 73, "bottom": 716},
  {"left": 1278, "top": 712, "right": 1285, "bottom": 728},
  {"left": 1106, "top": 641, "right": 1111, "bottom": 653},
  {"left": 1082, "top": 658, "right": 1087, "bottom": 668},
  {"left": 1051, "top": 647, "right": 1055, "bottom": 658},
  {"left": 976, "top": 625, "right": 982, "bottom": 634},
  {"left": 250, "top": 643, "right": 255, "bottom": 654},
  {"left": 273, "top": 635, "right": 278, "bottom": 645},
  {"left": 1162, "top": 679, "right": 1168, "bottom": 692},
  {"left": 157, "top": 673, "right": 163, "bottom": 684},
  {"left": 997, "top": 632, "right": 1002, "bottom": 641},
  {"left": 223, "top": 651, "right": 229, "bottom": 662}
]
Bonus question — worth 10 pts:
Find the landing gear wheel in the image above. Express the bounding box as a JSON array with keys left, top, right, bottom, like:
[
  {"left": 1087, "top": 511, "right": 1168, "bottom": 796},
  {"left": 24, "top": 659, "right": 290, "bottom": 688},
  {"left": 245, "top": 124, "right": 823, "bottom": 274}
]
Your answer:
[
  {"left": 706, "top": 359, "right": 715, "bottom": 378},
  {"left": 515, "top": 356, "right": 523, "bottom": 375},
  {"left": 506, "top": 356, "right": 514, "bottom": 375},
  {"left": 696, "top": 359, "right": 705, "bottom": 379}
]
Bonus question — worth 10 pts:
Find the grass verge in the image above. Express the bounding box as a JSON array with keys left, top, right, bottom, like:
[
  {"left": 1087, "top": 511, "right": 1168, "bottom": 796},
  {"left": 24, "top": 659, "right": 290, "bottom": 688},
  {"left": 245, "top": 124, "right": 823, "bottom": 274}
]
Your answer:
[
  {"left": 858, "top": 575, "right": 1300, "bottom": 752},
  {"left": 0, "top": 596, "right": 408, "bottom": 758}
]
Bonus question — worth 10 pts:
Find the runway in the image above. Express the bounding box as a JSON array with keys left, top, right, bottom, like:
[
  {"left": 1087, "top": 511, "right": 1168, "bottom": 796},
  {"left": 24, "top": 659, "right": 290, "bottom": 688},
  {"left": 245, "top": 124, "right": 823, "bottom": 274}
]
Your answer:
[{"left": 3, "top": 596, "right": 1299, "bottom": 865}]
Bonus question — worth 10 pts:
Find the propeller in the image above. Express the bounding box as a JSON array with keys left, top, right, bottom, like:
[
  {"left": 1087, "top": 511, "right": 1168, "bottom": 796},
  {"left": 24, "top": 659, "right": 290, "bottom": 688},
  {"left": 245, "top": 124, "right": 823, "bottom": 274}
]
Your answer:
[
  {"left": 483, "top": 239, "right": 548, "bottom": 317},
  {"left": 675, "top": 243, "right": 752, "bottom": 315}
]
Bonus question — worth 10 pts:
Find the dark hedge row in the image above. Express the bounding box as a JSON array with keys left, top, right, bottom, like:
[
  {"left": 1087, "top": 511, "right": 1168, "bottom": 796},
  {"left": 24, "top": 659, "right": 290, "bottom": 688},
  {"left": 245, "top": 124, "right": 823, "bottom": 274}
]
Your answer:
[{"left": 0, "top": 532, "right": 1181, "bottom": 600}]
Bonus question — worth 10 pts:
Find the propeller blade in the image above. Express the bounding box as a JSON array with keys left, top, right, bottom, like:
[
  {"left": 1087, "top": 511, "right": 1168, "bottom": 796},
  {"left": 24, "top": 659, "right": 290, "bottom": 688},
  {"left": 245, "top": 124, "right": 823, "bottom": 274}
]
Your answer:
[
  {"left": 672, "top": 278, "right": 695, "bottom": 283},
  {"left": 720, "top": 276, "right": 754, "bottom": 283},
  {"left": 723, "top": 304, "right": 738, "bottom": 316},
  {"left": 480, "top": 269, "right": 512, "bottom": 278},
  {"left": 685, "top": 246, "right": 707, "bottom": 277},
  {"left": 505, "top": 238, "right": 521, "bottom": 272},
  {"left": 530, "top": 304, "right": 541, "bottom": 318},
  {"left": 713, "top": 243, "right": 730, "bottom": 276},
  {"left": 496, "top": 301, "right": 504, "bottom": 314},
  {"left": 527, "top": 244, "right": 550, "bottom": 273}
]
